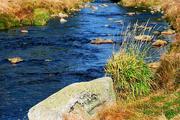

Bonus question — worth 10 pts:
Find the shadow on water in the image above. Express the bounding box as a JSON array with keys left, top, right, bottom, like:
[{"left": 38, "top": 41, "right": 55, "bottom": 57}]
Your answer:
[{"left": 0, "top": 0, "right": 173, "bottom": 119}]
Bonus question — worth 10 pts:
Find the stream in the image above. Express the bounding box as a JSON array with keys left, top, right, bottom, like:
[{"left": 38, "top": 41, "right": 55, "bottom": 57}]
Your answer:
[{"left": 0, "top": 0, "right": 171, "bottom": 119}]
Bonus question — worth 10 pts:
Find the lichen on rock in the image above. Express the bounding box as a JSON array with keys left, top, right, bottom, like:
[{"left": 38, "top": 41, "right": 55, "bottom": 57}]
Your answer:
[{"left": 28, "top": 77, "right": 116, "bottom": 120}]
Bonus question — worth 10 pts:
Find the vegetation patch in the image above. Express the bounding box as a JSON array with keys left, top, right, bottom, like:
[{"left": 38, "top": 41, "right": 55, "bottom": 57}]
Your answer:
[
  {"left": 0, "top": 0, "right": 91, "bottom": 29},
  {"left": 0, "top": 14, "right": 19, "bottom": 30},
  {"left": 33, "top": 8, "right": 50, "bottom": 26}
]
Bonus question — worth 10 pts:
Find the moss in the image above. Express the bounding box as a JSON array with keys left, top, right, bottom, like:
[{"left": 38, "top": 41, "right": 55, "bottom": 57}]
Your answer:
[{"left": 33, "top": 8, "right": 50, "bottom": 26}]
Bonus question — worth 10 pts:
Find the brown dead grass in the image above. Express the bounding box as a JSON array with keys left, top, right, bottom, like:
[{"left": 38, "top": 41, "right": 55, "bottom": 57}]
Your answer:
[
  {"left": 93, "top": 104, "right": 134, "bottom": 120},
  {"left": 154, "top": 32, "right": 180, "bottom": 90},
  {"left": 155, "top": 52, "right": 180, "bottom": 90}
]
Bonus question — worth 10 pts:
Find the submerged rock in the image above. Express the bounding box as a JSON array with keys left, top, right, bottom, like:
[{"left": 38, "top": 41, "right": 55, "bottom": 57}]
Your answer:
[
  {"left": 28, "top": 77, "right": 116, "bottom": 120},
  {"left": 161, "top": 29, "right": 176, "bottom": 35},
  {"left": 90, "top": 38, "right": 114, "bottom": 44},
  {"left": 134, "top": 35, "right": 152, "bottom": 42},
  {"left": 152, "top": 40, "right": 167, "bottom": 47},
  {"left": 8, "top": 57, "right": 23, "bottom": 64}
]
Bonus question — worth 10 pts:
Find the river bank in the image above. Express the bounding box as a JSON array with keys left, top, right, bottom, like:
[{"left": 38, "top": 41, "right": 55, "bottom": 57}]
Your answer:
[
  {"left": 119, "top": 0, "right": 180, "bottom": 32},
  {"left": 0, "top": 0, "right": 90, "bottom": 30},
  {"left": 0, "top": 0, "right": 177, "bottom": 119}
]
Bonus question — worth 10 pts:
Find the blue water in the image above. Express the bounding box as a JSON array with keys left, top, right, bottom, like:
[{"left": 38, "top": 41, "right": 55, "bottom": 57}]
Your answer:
[{"left": 0, "top": 0, "right": 170, "bottom": 119}]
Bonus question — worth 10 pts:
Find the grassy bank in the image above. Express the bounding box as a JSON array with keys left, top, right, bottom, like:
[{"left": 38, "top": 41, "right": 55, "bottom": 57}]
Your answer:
[
  {"left": 95, "top": 20, "right": 180, "bottom": 119},
  {"left": 119, "top": 0, "right": 180, "bottom": 32},
  {"left": 94, "top": 89, "right": 180, "bottom": 120},
  {"left": 0, "top": 0, "right": 90, "bottom": 30}
]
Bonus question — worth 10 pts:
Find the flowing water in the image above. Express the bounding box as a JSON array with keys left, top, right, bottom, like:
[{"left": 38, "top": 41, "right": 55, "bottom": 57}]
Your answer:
[{"left": 0, "top": 0, "right": 171, "bottom": 119}]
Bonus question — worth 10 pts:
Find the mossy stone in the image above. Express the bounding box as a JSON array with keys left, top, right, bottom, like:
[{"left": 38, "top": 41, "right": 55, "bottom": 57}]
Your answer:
[{"left": 33, "top": 8, "right": 50, "bottom": 26}]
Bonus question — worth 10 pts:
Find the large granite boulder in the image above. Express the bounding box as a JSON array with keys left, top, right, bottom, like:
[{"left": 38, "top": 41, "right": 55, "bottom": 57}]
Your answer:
[{"left": 28, "top": 77, "right": 116, "bottom": 120}]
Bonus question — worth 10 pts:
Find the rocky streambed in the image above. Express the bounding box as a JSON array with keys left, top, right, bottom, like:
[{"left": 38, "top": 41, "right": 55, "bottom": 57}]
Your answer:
[{"left": 0, "top": 0, "right": 174, "bottom": 119}]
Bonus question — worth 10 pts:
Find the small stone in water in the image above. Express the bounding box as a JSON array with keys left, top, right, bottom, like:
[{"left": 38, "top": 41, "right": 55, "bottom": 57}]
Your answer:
[
  {"left": 45, "top": 59, "right": 52, "bottom": 62},
  {"left": 90, "top": 38, "right": 114, "bottom": 44},
  {"left": 152, "top": 39, "right": 167, "bottom": 47},
  {"left": 60, "top": 18, "right": 67, "bottom": 24},
  {"left": 8, "top": 57, "right": 23, "bottom": 64},
  {"left": 21, "top": 29, "right": 28, "bottom": 33},
  {"left": 114, "top": 20, "right": 123, "bottom": 24},
  {"left": 134, "top": 35, "right": 152, "bottom": 42},
  {"left": 127, "top": 12, "right": 136, "bottom": 16},
  {"left": 161, "top": 29, "right": 175, "bottom": 35}
]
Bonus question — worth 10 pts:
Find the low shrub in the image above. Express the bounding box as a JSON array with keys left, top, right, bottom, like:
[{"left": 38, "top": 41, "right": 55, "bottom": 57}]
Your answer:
[
  {"left": 105, "top": 23, "right": 154, "bottom": 99},
  {"left": 105, "top": 50, "right": 153, "bottom": 99}
]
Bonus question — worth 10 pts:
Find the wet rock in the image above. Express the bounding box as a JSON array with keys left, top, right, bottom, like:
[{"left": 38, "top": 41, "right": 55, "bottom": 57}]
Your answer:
[
  {"left": 20, "top": 29, "right": 28, "bottom": 33},
  {"left": 60, "top": 18, "right": 67, "bottom": 24},
  {"left": 8, "top": 57, "right": 23, "bottom": 64},
  {"left": 28, "top": 77, "right": 116, "bottom": 120},
  {"left": 114, "top": 20, "right": 123, "bottom": 24},
  {"left": 127, "top": 12, "right": 136, "bottom": 16},
  {"left": 134, "top": 35, "right": 152, "bottom": 42},
  {"left": 152, "top": 40, "right": 167, "bottom": 47},
  {"left": 150, "top": 10, "right": 155, "bottom": 14},
  {"left": 161, "top": 29, "right": 176, "bottom": 35},
  {"left": 45, "top": 59, "right": 52, "bottom": 62},
  {"left": 90, "top": 38, "right": 114, "bottom": 44}
]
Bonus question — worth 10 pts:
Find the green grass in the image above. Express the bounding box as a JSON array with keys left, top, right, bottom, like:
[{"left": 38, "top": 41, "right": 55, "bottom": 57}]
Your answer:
[
  {"left": 105, "top": 51, "right": 153, "bottom": 99},
  {"left": 133, "top": 90, "right": 180, "bottom": 119},
  {"left": 33, "top": 8, "right": 50, "bottom": 26},
  {"left": 105, "top": 22, "right": 154, "bottom": 100}
]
